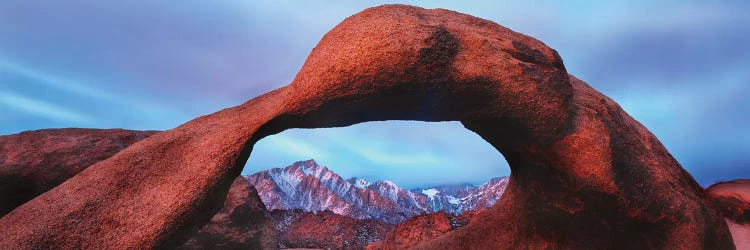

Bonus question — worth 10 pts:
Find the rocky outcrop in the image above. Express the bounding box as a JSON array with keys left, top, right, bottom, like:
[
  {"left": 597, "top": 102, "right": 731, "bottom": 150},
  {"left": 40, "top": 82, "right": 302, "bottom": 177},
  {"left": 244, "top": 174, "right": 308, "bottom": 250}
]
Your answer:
[
  {"left": 0, "top": 128, "right": 158, "bottom": 216},
  {"left": 1, "top": 128, "right": 277, "bottom": 248},
  {"left": 0, "top": 4, "right": 733, "bottom": 249},
  {"left": 272, "top": 209, "right": 392, "bottom": 250},
  {"left": 707, "top": 180, "right": 750, "bottom": 249},
  {"left": 179, "top": 176, "right": 277, "bottom": 249},
  {"left": 367, "top": 210, "right": 476, "bottom": 250}
]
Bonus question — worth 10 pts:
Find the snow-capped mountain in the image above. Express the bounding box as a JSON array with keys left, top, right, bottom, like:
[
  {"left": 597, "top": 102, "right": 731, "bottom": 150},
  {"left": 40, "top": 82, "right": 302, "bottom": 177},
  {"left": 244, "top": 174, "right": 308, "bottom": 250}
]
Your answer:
[
  {"left": 246, "top": 159, "right": 508, "bottom": 224},
  {"left": 414, "top": 177, "right": 509, "bottom": 213}
]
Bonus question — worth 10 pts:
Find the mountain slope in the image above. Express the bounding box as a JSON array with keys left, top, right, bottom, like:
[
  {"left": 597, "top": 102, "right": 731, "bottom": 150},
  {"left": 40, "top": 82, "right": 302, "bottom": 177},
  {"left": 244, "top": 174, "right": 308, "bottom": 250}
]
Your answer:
[{"left": 246, "top": 160, "right": 508, "bottom": 224}]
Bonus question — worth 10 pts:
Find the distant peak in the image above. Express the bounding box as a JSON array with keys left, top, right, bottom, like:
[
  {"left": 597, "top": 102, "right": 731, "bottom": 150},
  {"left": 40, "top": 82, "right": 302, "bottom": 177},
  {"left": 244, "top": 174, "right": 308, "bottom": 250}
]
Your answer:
[
  {"left": 294, "top": 159, "right": 319, "bottom": 166},
  {"left": 375, "top": 180, "right": 397, "bottom": 186},
  {"left": 373, "top": 180, "right": 400, "bottom": 191},
  {"left": 247, "top": 159, "right": 510, "bottom": 222},
  {"left": 347, "top": 177, "right": 372, "bottom": 189},
  {"left": 286, "top": 159, "right": 330, "bottom": 176},
  {"left": 421, "top": 188, "right": 440, "bottom": 199}
]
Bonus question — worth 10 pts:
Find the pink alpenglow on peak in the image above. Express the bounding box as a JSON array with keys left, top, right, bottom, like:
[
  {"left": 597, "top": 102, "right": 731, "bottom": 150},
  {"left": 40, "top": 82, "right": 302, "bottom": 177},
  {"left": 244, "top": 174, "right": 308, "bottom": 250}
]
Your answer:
[{"left": 246, "top": 160, "right": 509, "bottom": 224}]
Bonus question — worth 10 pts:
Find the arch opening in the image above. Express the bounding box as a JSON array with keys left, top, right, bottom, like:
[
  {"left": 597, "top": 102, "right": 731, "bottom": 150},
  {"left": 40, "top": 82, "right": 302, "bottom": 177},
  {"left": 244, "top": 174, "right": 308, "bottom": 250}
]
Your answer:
[{"left": 244, "top": 120, "right": 510, "bottom": 189}]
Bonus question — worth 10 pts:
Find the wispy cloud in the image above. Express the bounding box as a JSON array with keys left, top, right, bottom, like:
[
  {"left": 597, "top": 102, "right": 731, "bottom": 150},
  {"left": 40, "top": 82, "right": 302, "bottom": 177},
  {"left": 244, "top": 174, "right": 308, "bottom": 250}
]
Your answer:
[
  {"left": 0, "top": 91, "right": 94, "bottom": 124},
  {"left": 0, "top": 60, "right": 191, "bottom": 131},
  {"left": 350, "top": 147, "right": 440, "bottom": 165},
  {"left": 265, "top": 134, "right": 327, "bottom": 160},
  {"left": 0, "top": 60, "right": 120, "bottom": 102}
]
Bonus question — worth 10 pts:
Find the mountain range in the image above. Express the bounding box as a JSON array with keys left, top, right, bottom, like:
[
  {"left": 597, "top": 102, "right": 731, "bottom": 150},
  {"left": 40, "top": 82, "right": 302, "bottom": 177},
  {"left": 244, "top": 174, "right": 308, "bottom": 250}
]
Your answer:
[{"left": 246, "top": 159, "right": 508, "bottom": 224}]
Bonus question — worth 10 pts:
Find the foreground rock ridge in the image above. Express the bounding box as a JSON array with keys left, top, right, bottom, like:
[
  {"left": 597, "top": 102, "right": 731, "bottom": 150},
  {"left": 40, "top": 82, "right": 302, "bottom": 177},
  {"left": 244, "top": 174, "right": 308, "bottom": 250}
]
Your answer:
[
  {"left": 367, "top": 210, "right": 478, "bottom": 250},
  {"left": 272, "top": 209, "right": 392, "bottom": 249},
  {"left": 178, "top": 175, "right": 277, "bottom": 249},
  {"left": 0, "top": 128, "right": 159, "bottom": 216},
  {"left": 0, "top": 4, "right": 733, "bottom": 249}
]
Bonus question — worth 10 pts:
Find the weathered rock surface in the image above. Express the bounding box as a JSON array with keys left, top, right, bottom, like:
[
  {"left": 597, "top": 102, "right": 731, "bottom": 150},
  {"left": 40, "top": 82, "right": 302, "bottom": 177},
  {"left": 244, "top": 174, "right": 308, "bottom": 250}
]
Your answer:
[
  {"left": 0, "top": 128, "right": 158, "bottom": 216},
  {"left": 179, "top": 176, "right": 277, "bottom": 250},
  {"left": 272, "top": 209, "right": 392, "bottom": 250},
  {"left": 1, "top": 128, "right": 274, "bottom": 249},
  {"left": 0, "top": 4, "right": 733, "bottom": 249},
  {"left": 367, "top": 210, "right": 477, "bottom": 250},
  {"left": 707, "top": 179, "right": 750, "bottom": 249}
]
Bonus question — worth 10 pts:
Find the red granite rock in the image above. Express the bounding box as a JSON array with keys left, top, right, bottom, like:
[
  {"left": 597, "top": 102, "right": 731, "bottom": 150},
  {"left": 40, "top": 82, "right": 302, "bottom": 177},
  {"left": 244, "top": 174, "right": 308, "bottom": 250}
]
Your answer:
[
  {"left": 367, "top": 211, "right": 468, "bottom": 250},
  {"left": 0, "top": 5, "right": 733, "bottom": 249},
  {"left": 0, "top": 128, "right": 158, "bottom": 216},
  {"left": 1, "top": 128, "right": 276, "bottom": 248},
  {"left": 707, "top": 179, "right": 750, "bottom": 249},
  {"left": 272, "top": 209, "right": 392, "bottom": 250},
  {"left": 178, "top": 175, "right": 277, "bottom": 249}
]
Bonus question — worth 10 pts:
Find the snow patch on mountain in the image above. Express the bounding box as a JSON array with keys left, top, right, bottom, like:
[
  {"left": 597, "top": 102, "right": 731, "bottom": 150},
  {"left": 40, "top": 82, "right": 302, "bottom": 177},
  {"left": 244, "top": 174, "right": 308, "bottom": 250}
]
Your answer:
[
  {"left": 422, "top": 188, "right": 439, "bottom": 198},
  {"left": 447, "top": 195, "right": 461, "bottom": 206},
  {"left": 372, "top": 180, "right": 401, "bottom": 202},
  {"left": 349, "top": 177, "right": 371, "bottom": 189}
]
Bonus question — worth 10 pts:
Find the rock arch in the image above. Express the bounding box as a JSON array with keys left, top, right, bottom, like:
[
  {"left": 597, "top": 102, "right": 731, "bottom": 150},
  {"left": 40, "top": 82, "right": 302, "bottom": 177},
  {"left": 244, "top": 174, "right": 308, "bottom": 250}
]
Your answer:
[{"left": 0, "top": 5, "right": 733, "bottom": 249}]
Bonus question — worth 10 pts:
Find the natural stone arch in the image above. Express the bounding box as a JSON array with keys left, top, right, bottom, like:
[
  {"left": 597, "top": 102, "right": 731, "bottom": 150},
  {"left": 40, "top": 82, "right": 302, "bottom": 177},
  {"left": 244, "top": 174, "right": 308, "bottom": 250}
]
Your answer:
[{"left": 0, "top": 5, "right": 733, "bottom": 249}]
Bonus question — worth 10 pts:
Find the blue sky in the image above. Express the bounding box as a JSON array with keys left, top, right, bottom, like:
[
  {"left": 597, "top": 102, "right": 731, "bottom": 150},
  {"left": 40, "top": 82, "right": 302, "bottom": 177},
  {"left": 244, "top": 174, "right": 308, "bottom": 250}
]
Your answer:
[{"left": 1, "top": 1, "right": 748, "bottom": 188}]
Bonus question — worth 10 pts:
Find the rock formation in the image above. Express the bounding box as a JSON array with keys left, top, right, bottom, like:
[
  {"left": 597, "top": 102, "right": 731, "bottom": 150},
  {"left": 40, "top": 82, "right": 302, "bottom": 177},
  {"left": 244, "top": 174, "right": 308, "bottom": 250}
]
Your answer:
[
  {"left": 272, "top": 209, "right": 392, "bottom": 249},
  {"left": 367, "top": 210, "right": 477, "bottom": 250},
  {"left": 0, "top": 4, "right": 733, "bottom": 249},
  {"left": 0, "top": 128, "right": 158, "bottom": 216},
  {"left": 707, "top": 180, "right": 750, "bottom": 249},
  {"left": 0, "top": 128, "right": 277, "bottom": 249},
  {"left": 178, "top": 176, "right": 277, "bottom": 250}
]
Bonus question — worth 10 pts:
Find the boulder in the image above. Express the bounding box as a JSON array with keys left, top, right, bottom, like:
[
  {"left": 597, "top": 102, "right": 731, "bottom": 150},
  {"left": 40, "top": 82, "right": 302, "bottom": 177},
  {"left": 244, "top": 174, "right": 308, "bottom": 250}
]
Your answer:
[
  {"left": 367, "top": 211, "right": 471, "bottom": 250},
  {"left": 179, "top": 176, "right": 277, "bottom": 250},
  {"left": 0, "top": 128, "right": 158, "bottom": 216}
]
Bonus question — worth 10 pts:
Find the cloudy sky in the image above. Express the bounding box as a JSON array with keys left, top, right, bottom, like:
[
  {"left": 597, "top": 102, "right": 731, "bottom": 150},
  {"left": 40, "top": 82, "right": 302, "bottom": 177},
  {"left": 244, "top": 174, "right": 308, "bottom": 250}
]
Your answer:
[{"left": 1, "top": 1, "right": 748, "bottom": 188}]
